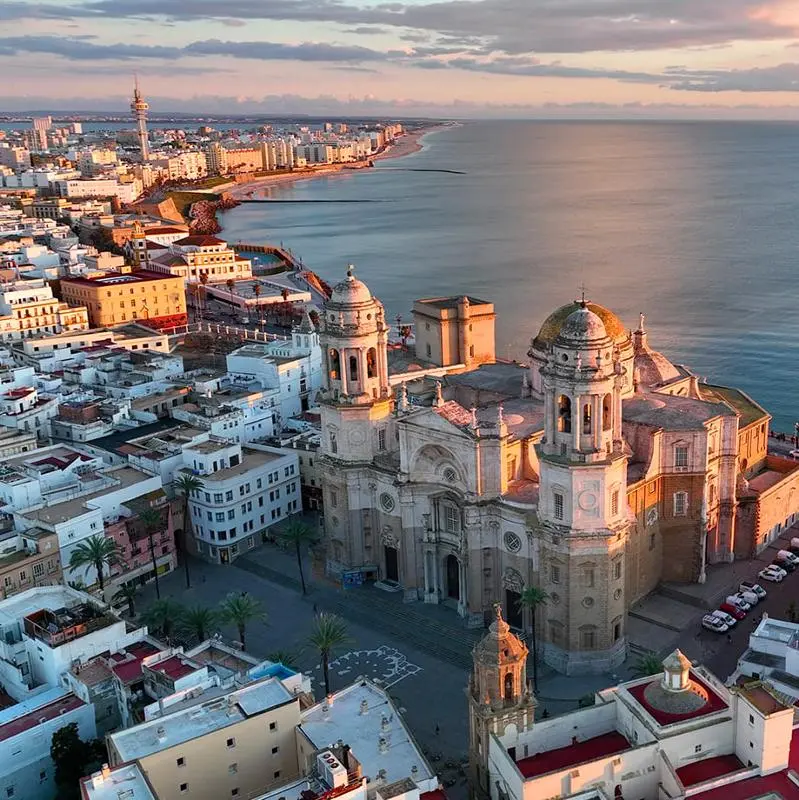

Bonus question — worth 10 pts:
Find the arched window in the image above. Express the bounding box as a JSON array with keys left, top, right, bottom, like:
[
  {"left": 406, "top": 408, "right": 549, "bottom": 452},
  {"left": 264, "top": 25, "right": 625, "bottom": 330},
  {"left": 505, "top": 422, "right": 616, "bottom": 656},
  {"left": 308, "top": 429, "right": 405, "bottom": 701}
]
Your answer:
[
  {"left": 603, "top": 393, "right": 612, "bottom": 431},
  {"left": 504, "top": 672, "right": 514, "bottom": 702},
  {"left": 557, "top": 395, "right": 572, "bottom": 433},
  {"left": 366, "top": 347, "right": 377, "bottom": 379},
  {"left": 329, "top": 349, "right": 340, "bottom": 381},
  {"left": 349, "top": 355, "right": 358, "bottom": 382},
  {"left": 582, "top": 402, "right": 592, "bottom": 434}
]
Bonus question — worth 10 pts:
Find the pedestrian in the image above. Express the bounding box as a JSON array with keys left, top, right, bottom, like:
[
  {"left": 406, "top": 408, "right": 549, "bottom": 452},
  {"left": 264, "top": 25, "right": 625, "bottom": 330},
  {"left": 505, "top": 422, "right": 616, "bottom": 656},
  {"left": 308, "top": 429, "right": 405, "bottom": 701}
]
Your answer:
[
  {"left": 727, "top": 634, "right": 732, "bottom": 644},
  {"left": 435, "top": 724, "right": 440, "bottom": 736}
]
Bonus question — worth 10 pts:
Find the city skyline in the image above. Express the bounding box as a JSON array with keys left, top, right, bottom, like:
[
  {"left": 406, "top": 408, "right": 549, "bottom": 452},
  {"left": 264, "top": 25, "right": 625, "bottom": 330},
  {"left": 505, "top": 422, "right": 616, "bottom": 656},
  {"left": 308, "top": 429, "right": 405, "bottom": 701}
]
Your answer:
[{"left": 2, "top": 0, "right": 799, "bottom": 118}]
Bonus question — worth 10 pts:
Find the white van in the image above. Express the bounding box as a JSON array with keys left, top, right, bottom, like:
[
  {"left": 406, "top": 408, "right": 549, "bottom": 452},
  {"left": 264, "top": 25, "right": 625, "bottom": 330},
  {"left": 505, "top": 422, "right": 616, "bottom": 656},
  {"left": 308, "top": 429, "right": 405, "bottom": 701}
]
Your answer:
[{"left": 777, "top": 550, "right": 799, "bottom": 566}]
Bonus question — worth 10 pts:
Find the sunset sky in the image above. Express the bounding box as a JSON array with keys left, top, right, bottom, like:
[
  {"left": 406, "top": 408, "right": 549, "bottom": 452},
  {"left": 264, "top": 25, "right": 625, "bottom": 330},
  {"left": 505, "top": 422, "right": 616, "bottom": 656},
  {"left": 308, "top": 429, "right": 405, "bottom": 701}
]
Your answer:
[{"left": 3, "top": 0, "right": 799, "bottom": 116}]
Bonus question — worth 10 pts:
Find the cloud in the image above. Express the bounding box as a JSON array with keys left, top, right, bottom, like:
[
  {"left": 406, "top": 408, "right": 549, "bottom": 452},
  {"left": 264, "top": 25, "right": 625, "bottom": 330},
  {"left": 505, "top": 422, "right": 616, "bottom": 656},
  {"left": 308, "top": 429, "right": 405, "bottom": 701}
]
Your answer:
[
  {"left": 0, "top": 36, "right": 181, "bottom": 59},
  {"left": 13, "top": 0, "right": 798, "bottom": 55},
  {"left": 184, "top": 39, "right": 395, "bottom": 62},
  {"left": 666, "top": 62, "right": 799, "bottom": 92}
]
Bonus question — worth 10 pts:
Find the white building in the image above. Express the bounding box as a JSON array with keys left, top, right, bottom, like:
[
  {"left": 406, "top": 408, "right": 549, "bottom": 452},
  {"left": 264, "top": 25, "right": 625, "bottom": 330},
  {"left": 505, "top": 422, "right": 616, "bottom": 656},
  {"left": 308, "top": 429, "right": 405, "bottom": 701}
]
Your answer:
[
  {"left": 182, "top": 440, "right": 300, "bottom": 563},
  {"left": 0, "top": 278, "right": 89, "bottom": 342},
  {"left": 149, "top": 150, "right": 207, "bottom": 181},
  {"left": 145, "top": 234, "right": 252, "bottom": 284},
  {"left": 53, "top": 177, "right": 143, "bottom": 204},
  {"left": 733, "top": 614, "right": 799, "bottom": 704}
]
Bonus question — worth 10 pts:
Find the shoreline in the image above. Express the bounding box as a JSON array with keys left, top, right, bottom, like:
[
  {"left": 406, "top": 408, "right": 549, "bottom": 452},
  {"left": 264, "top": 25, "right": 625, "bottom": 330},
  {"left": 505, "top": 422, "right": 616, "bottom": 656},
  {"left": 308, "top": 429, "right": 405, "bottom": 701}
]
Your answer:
[{"left": 219, "top": 124, "right": 451, "bottom": 199}]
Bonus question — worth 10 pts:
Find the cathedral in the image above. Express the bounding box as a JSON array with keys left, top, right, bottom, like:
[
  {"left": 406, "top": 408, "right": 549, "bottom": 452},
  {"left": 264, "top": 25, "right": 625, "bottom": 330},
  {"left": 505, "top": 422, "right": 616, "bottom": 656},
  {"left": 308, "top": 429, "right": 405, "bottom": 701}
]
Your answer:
[{"left": 318, "top": 267, "right": 799, "bottom": 675}]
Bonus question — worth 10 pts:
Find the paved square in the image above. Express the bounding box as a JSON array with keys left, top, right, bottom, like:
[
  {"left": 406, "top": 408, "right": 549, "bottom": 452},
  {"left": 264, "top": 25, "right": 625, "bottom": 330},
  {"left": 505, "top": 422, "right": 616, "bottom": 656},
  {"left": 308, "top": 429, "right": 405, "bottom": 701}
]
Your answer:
[{"left": 326, "top": 646, "right": 422, "bottom": 689}]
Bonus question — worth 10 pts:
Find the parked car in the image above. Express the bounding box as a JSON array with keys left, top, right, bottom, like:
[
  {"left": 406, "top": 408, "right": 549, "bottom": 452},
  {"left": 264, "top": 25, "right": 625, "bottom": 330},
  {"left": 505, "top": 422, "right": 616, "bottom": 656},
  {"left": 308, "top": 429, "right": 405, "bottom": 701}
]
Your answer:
[
  {"left": 789, "top": 536, "right": 799, "bottom": 554},
  {"left": 719, "top": 603, "right": 746, "bottom": 620},
  {"left": 702, "top": 614, "right": 729, "bottom": 633},
  {"left": 712, "top": 610, "right": 738, "bottom": 628},
  {"left": 725, "top": 595, "right": 751, "bottom": 612},
  {"left": 737, "top": 590, "right": 760, "bottom": 606},
  {"left": 776, "top": 550, "right": 799, "bottom": 567},
  {"left": 772, "top": 559, "right": 795, "bottom": 573},
  {"left": 759, "top": 566, "right": 785, "bottom": 583},
  {"left": 739, "top": 581, "right": 767, "bottom": 599}
]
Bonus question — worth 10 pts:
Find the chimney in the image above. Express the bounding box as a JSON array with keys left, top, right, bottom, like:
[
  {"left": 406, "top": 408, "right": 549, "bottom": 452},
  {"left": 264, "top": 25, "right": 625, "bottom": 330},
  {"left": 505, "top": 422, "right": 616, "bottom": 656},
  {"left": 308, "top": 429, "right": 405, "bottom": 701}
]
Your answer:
[
  {"left": 156, "top": 726, "right": 166, "bottom": 743},
  {"left": 101, "top": 764, "right": 110, "bottom": 780},
  {"left": 378, "top": 735, "right": 389, "bottom": 754},
  {"left": 380, "top": 714, "right": 389, "bottom": 732},
  {"left": 359, "top": 699, "right": 368, "bottom": 715}
]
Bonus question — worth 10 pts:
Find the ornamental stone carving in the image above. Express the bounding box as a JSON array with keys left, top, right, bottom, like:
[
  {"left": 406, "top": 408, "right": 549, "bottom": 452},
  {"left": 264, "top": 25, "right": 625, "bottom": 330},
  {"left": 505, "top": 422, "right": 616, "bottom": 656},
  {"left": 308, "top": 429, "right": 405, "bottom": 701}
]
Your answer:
[{"left": 503, "top": 567, "right": 524, "bottom": 593}]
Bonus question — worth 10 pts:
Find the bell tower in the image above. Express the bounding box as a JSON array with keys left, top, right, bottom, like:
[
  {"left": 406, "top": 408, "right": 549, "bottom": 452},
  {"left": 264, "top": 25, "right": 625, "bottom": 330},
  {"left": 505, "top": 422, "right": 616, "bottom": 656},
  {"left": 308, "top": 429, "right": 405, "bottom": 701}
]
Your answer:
[
  {"left": 468, "top": 606, "right": 536, "bottom": 799},
  {"left": 537, "top": 302, "right": 631, "bottom": 675}
]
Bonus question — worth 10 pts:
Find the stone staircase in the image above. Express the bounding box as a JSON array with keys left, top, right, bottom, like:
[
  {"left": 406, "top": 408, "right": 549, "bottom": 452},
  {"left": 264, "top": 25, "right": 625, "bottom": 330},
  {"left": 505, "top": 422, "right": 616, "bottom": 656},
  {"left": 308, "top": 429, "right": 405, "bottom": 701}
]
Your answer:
[{"left": 235, "top": 557, "right": 483, "bottom": 671}]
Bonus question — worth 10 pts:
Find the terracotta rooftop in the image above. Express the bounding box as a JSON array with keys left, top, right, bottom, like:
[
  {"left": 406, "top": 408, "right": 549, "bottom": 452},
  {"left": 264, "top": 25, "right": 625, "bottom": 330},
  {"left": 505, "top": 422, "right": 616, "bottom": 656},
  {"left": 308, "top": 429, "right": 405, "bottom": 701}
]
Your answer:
[
  {"left": 738, "top": 684, "right": 789, "bottom": 716},
  {"left": 516, "top": 731, "right": 630, "bottom": 779}
]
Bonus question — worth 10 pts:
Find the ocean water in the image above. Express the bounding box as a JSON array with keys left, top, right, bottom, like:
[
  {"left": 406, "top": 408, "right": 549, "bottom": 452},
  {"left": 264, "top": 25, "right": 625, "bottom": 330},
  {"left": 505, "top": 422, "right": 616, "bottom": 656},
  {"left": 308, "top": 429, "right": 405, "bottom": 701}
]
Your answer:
[{"left": 220, "top": 120, "right": 799, "bottom": 431}]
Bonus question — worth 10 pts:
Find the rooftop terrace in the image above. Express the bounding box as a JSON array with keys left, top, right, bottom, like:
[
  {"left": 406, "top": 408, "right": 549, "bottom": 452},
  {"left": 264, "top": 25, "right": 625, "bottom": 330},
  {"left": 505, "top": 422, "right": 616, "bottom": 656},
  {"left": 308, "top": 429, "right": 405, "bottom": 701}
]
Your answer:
[
  {"left": 0, "top": 692, "right": 85, "bottom": 743},
  {"left": 81, "top": 762, "right": 156, "bottom": 800}
]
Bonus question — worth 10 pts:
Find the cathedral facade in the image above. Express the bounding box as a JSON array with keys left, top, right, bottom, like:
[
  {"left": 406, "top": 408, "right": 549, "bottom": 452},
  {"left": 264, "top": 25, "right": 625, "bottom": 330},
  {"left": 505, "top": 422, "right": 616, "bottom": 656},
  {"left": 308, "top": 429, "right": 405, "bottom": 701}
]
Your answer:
[{"left": 318, "top": 269, "right": 796, "bottom": 675}]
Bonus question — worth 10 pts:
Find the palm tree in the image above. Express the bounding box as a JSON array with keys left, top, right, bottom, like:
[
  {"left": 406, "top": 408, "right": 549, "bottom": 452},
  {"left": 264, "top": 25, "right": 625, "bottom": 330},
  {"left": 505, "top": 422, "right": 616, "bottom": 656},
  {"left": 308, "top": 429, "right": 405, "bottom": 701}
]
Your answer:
[
  {"left": 308, "top": 612, "right": 351, "bottom": 696},
  {"left": 252, "top": 282, "right": 264, "bottom": 329},
  {"left": 226, "top": 278, "right": 235, "bottom": 312},
  {"left": 219, "top": 592, "right": 266, "bottom": 651},
  {"left": 137, "top": 507, "right": 166, "bottom": 600},
  {"left": 181, "top": 605, "right": 218, "bottom": 642},
  {"left": 199, "top": 272, "right": 209, "bottom": 321},
  {"left": 68, "top": 535, "right": 119, "bottom": 593},
  {"left": 267, "top": 650, "right": 299, "bottom": 669},
  {"left": 173, "top": 473, "right": 204, "bottom": 589},
  {"left": 277, "top": 520, "right": 317, "bottom": 596},
  {"left": 518, "top": 586, "right": 549, "bottom": 691},
  {"left": 113, "top": 583, "right": 139, "bottom": 617},
  {"left": 632, "top": 652, "right": 664, "bottom": 678},
  {"left": 142, "top": 598, "right": 185, "bottom": 640}
]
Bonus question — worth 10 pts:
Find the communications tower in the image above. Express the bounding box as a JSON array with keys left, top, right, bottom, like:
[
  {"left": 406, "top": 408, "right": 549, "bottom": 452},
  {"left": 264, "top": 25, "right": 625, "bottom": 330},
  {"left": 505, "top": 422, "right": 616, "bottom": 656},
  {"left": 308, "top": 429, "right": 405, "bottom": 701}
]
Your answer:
[{"left": 130, "top": 77, "right": 150, "bottom": 161}]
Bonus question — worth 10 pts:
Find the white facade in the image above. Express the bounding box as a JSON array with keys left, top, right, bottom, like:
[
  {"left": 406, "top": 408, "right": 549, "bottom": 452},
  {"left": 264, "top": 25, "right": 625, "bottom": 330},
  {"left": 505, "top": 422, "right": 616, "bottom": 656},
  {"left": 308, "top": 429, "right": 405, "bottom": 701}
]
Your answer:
[
  {"left": 183, "top": 440, "right": 300, "bottom": 563},
  {"left": 0, "top": 278, "right": 89, "bottom": 343},
  {"left": 734, "top": 614, "right": 799, "bottom": 703}
]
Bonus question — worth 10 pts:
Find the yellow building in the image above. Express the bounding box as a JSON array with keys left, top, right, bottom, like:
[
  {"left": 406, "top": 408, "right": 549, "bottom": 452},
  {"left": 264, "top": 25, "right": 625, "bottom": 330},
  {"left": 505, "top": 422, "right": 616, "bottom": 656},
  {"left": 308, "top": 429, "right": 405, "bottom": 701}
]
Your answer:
[{"left": 60, "top": 270, "right": 187, "bottom": 330}]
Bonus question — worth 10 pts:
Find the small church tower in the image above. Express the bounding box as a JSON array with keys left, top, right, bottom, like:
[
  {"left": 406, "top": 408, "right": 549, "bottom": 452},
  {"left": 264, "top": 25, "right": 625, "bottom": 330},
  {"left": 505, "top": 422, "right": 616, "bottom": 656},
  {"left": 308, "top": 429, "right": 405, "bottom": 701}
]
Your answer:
[{"left": 468, "top": 606, "right": 536, "bottom": 799}]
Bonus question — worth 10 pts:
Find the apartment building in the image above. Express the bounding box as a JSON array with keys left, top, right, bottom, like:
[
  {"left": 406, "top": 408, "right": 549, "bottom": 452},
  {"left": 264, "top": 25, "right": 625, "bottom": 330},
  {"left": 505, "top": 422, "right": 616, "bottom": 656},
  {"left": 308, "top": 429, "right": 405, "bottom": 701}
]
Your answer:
[
  {"left": 0, "top": 278, "right": 89, "bottom": 342},
  {"left": 61, "top": 270, "right": 187, "bottom": 330},
  {"left": 269, "top": 429, "right": 322, "bottom": 511},
  {"left": 0, "top": 528, "right": 61, "bottom": 599},
  {"left": 53, "top": 177, "right": 143, "bottom": 204},
  {"left": 146, "top": 234, "right": 253, "bottom": 284},
  {"left": 149, "top": 151, "right": 208, "bottom": 182},
  {"left": 107, "top": 677, "right": 302, "bottom": 799},
  {"left": 182, "top": 440, "right": 300, "bottom": 563}
]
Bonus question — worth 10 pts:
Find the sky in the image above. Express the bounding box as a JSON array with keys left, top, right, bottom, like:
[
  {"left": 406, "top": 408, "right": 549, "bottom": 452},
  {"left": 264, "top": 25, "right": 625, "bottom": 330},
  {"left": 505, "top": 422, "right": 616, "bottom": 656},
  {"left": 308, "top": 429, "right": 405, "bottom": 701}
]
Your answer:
[{"left": 2, "top": 0, "right": 799, "bottom": 117}]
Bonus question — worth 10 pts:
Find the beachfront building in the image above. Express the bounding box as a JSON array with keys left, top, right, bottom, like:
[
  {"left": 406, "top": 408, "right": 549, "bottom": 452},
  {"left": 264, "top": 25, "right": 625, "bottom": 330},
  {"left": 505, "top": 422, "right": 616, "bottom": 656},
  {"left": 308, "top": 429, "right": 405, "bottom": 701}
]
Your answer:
[
  {"left": 0, "top": 278, "right": 89, "bottom": 342},
  {"left": 470, "top": 610, "right": 798, "bottom": 800},
  {"left": 181, "top": 439, "right": 300, "bottom": 563},
  {"left": 317, "top": 269, "right": 799, "bottom": 675},
  {"left": 60, "top": 269, "right": 187, "bottom": 331},
  {"left": 144, "top": 232, "right": 253, "bottom": 284}
]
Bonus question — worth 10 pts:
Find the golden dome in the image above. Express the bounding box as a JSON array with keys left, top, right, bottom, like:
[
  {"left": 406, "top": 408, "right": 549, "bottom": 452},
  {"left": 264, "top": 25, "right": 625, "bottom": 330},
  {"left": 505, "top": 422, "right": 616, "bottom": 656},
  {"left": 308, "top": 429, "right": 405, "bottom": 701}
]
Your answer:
[{"left": 532, "top": 301, "right": 629, "bottom": 352}]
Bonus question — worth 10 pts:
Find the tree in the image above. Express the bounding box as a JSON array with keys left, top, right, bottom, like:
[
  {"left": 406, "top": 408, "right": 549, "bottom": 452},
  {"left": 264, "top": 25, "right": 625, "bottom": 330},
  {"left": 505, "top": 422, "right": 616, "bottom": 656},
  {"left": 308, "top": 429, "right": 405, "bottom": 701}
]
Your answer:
[
  {"left": 173, "top": 473, "right": 204, "bottom": 589},
  {"left": 277, "top": 520, "right": 317, "bottom": 596},
  {"left": 253, "top": 282, "right": 265, "bottom": 328},
  {"left": 308, "top": 612, "right": 351, "bottom": 696},
  {"left": 632, "top": 652, "right": 664, "bottom": 678},
  {"left": 68, "top": 534, "right": 119, "bottom": 593},
  {"left": 219, "top": 592, "right": 266, "bottom": 651},
  {"left": 267, "top": 650, "right": 299, "bottom": 669},
  {"left": 51, "top": 722, "right": 105, "bottom": 800},
  {"left": 142, "top": 598, "right": 185, "bottom": 640},
  {"left": 137, "top": 506, "right": 166, "bottom": 600},
  {"left": 199, "top": 272, "right": 209, "bottom": 320},
  {"left": 518, "top": 586, "right": 549, "bottom": 691},
  {"left": 113, "top": 583, "right": 139, "bottom": 617},
  {"left": 226, "top": 278, "right": 236, "bottom": 311},
  {"left": 181, "top": 605, "right": 218, "bottom": 642}
]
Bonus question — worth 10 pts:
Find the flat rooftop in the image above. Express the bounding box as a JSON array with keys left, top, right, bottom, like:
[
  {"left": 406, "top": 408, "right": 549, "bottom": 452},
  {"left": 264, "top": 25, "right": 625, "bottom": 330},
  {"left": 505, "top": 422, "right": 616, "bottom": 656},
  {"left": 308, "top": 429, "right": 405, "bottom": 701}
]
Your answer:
[
  {"left": 110, "top": 641, "right": 162, "bottom": 685},
  {"left": 623, "top": 392, "right": 734, "bottom": 431},
  {"left": 0, "top": 692, "right": 85, "bottom": 743},
  {"left": 148, "top": 654, "right": 198, "bottom": 682},
  {"left": 415, "top": 296, "right": 491, "bottom": 311},
  {"left": 81, "top": 762, "right": 156, "bottom": 800},
  {"left": 62, "top": 269, "right": 178, "bottom": 287},
  {"left": 0, "top": 585, "right": 97, "bottom": 628},
  {"left": 301, "top": 680, "right": 434, "bottom": 788},
  {"left": 110, "top": 677, "right": 294, "bottom": 762},
  {"left": 676, "top": 754, "right": 745, "bottom": 788},
  {"left": 516, "top": 731, "right": 630, "bottom": 779},
  {"left": 738, "top": 684, "right": 790, "bottom": 715},
  {"left": 199, "top": 447, "right": 285, "bottom": 482},
  {"left": 748, "top": 469, "right": 789, "bottom": 493}
]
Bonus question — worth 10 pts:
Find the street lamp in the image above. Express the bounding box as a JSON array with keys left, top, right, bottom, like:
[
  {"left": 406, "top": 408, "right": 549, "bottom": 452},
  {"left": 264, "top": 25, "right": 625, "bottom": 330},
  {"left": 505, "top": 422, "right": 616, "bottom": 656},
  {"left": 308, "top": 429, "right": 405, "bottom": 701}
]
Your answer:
[{"left": 794, "top": 421, "right": 799, "bottom": 449}]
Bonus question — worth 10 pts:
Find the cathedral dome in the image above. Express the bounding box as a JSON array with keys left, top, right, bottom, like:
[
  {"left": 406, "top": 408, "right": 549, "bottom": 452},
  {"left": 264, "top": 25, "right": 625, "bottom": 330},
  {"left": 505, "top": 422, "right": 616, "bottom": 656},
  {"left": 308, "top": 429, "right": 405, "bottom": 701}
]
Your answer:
[
  {"left": 556, "top": 306, "right": 608, "bottom": 344},
  {"left": 532, "top": 301, "right": 628, "bottom": 352},
  {"left": 329, "top": 265, "right": 373, "bottom": 307}
]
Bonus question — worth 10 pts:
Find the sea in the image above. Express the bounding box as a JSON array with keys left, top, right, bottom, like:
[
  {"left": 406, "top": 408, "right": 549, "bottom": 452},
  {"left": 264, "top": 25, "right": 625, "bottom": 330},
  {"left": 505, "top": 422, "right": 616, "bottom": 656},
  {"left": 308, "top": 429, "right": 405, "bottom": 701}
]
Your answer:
[{"left": 219, "top": 120, "right": 799, "bottom": 431}]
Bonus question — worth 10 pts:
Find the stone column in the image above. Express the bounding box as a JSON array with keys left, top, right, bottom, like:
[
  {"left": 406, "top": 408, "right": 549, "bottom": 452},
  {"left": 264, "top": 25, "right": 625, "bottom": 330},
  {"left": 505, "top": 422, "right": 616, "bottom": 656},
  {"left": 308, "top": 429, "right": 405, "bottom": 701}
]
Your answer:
[
  {"left": 459, "top": 558, "right": 467, "bottom": 615},
  {"left": 592, "top": 395, "right": 601, "bottom": 451},
  {"left": 573, "top": 394, "right": 582, "bottom": 451},
  {"left": 340, "top": 347, "right": 349, "bottom": 395},
  {"left": 359, "top": 347, "right": 368, "bottom": 393}
]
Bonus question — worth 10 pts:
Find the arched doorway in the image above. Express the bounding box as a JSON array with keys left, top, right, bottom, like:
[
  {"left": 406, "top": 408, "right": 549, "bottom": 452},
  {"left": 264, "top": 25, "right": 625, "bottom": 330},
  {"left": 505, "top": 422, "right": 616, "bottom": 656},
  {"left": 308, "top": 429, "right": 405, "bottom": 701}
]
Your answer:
[
  {"left": 446, "top": 554, "right": 460, "bottom": 600},
  {"left": 384, "top": 546, "right": 399, "bottom": 583},
  {"left": 506, "top": 589, "right": 523, "bottom": 629}
]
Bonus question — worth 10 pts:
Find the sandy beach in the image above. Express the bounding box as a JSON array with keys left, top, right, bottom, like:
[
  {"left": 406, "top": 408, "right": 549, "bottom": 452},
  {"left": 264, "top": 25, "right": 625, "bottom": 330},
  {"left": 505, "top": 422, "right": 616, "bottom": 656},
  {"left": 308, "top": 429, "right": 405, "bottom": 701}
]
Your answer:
[{"left": 219, "top": 125, "right": 448, "bottom": 199}]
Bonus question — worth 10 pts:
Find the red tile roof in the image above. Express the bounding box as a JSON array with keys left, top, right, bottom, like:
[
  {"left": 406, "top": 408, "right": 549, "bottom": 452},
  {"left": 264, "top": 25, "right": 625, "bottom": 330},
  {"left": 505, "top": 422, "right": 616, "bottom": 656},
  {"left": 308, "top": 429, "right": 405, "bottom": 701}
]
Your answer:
[
  {"left": 174, "top": 235, "right": 226, "bottom": 247},
  {"left": 516, "top": 732, "right": 630, "bottom": 779},
  {"left": 0, "top": 694, "right": 85, "bottom": 743},
  {"left": 690, "top": 727, "right": 799, "bottom": 799},
  {"left": 677, "top": 754, "right": 745, "bottom": 787},
  {"left": 626, "top": 673, "right": 728, "bottom": 726},
  {"left": 110, "top": 641, "right": 161, "bottom": 685},
  {"left": 149, "top": 655, "right": 196, "bottom": 681}
]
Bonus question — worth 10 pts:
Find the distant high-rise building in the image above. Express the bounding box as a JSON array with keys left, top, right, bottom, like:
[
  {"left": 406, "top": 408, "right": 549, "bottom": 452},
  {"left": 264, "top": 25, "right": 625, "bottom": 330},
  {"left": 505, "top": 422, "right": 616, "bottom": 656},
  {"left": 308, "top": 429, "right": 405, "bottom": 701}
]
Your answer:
[
  {"left": 31, "top": 116, "right": 51, "bottom": 150},
  {"left": 130, "top": 77, "right": 150, "bottom": 161}
]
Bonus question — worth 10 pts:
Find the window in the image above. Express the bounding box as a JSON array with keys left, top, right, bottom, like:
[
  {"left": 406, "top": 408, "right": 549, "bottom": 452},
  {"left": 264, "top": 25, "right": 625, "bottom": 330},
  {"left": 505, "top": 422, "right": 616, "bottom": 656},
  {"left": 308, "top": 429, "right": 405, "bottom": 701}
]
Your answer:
[
  {"left": 649, "top": 533, "right": 656, "bottom": 550},
  {"left": 613, "top": 621, "right": 622, "bottom": 642},
  {"left": 613, "top": 560, "right": 622, "bottom": 580},
  {"left": 274, "top": 772, "right": 281, "bottom": 780},
  {"left": 227, "top": 737, "right": 236, "bottom": 748},
  {"left": 582, "top": 402, "right": 592, "bottom": 434},
  {"left": 611, "top": 490, "right": 619, "bottom": 516},
  {"left": 232, "top": 791, "right": 240, "bottom": 798},
  {"left": 226, "top": 490, "right": 234, "bottom": 501},
  {"left": 180, "top": 784, "right": 188, "bottom": 794},
  {"left": 579, "top": 627, "right": 597, "bottom": 650},
  {"left": 330, "top": 432, "right": 338, "bottom": 454},
  {"left": 229, "top": 509, "right": 236, "bottom": 520},
  {"left": 378, "top": 429, "right": 386, "bottom": 451},
  {"left": 269, "top": 722, "right": 277, "bottom": 731},
  {"left": 216, "top": 512, "right": 225, "bottom": 522},
  {"left": 205, "top": 492, "right": 211, "bottom": 502},
  {"left": 272, "top": 746, "right": 279, "bottom": 754},
  {"left": 257, "top": 478, "right": 262, "bottom": 489},
  {"left": 584, "top": 567, "right": 595, "bottom": 588},
  {"left": 674, "top": 491, "right": 688, "bottom": 516},
  {"left": 553, "top": 492, "right": 564, "bottom": 521},
  {"left": 694, "top": 745, "right": 702, "bottom": 754},
  {"left": 444, "top": 506, "right": 459, "bottom": 533},
  {"left": 229, "top": 764, "right": 238, "bottom": 774},
  {"left": 551, "top": 565, "right": 561, "bottom": 584},
  {"left": 214, "top": 493, "right": 223, "bottom": 503},
  {"left": 675, "top": 446, "right": 689, "bottom": 467},
  {"left": 6, "top": 788, "right": 13, "bottom": 798},
  {"left": 557, "top": 395, "right": 572, "bottom": 433},
  {"left": 749, "top": 714, "right": 754, "bottom": 724},
  {"left": 177, "top": 757, "right": 185, "bottom": 767}
]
